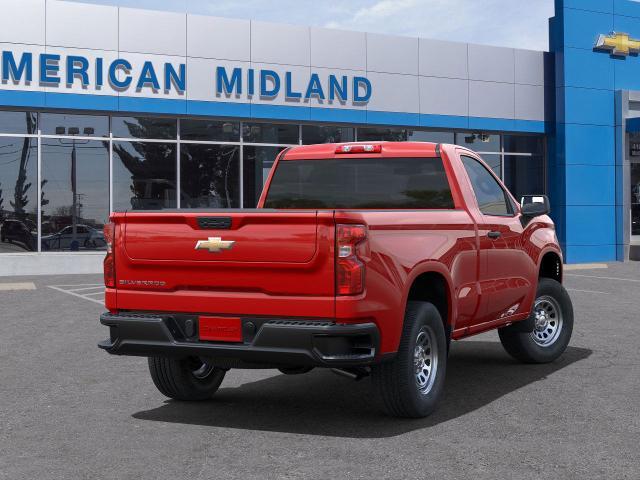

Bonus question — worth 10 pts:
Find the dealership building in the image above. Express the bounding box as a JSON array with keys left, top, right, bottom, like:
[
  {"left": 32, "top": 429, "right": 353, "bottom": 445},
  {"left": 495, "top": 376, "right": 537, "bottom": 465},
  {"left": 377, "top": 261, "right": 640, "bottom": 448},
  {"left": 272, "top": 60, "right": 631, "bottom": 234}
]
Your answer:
[{"left": 0, "top": 0, "right": 639, "bottom": 275}]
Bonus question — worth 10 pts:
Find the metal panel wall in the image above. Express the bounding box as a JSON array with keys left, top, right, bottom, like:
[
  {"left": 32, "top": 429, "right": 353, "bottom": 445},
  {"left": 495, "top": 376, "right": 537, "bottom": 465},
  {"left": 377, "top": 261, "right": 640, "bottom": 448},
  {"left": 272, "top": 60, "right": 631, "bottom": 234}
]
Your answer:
[
  {"left": 0, "top": 0, "right": 45, "bottom": 45},
  {"left": 46, "top": 0, "right": 118, "bottom": 51},
  {"left": 0, "top": 0, "right": 550, "bottom": 131}
]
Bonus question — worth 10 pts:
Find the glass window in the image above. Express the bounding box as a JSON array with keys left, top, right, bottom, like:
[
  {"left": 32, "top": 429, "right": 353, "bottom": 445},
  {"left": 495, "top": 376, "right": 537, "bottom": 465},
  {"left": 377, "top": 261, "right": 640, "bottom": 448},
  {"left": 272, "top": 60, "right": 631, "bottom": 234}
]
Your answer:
[
  {"left": 180, "top": 144, "right": 240, "bottom": 208},
  {"left": 358, "top": 128, "right": 454, "bottom": 143},
  {"left": 407, "top": 130, "right": 455, "bottom": 143},
  {"left": 243, "top": 146, "right": 286, "bottom": 208},
  {"left": 630, "top": 163, "right": 640, "bottom": 237},
  {"left": 40, "top": 139, "right": 109, "bottom": 251},
  {"left": 264, "top": 157, "right": 454, "bottom": 209},
  {"left": 480, "top": 153, "right": 502, "bottom": 177},
  {"left": 112, "top": 141, "right": 177, "bottom": 211},
  {"left": 357, "top": 127, "right": 409, "bottom": 142},
  {"left": 0, "top": 137, "right": 38, "bottom": 252},
  {"left": 504, "top": 155, "right": 545, "bottom": 200},
  {"left": 0, "top": 110, "right": 37, "bottom": 135},
  {"left": 301, "top": 125, "right": 355, "bottom": 144},
  {"left": 112, "top": 116, "right": 177, "bottom": 139},
  {"left": 455, "top": 132, "right": 501, "bottom": 153},
  {"left": 242, "top": 123, "right": 298, "bottom": 144},
  {"left": 40, "top": 113, "right": 108, "bottom": 137},
  {"left": 180, "top": 119, "right": 240, "bottom": 142},
  {"left": 503, "top": 135, "right": 544, "bottom": 155},
  {"left": 461, "top": 155, "right": 511, "bottom": 216}
]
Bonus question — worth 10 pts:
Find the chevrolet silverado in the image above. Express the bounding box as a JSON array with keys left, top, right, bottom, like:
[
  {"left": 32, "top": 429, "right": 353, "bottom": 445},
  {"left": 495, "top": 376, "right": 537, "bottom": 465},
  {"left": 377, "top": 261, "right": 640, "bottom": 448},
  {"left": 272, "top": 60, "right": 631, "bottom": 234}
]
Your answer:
[{"left": 99, "top": 142, "right": 573, "bottom": 418}]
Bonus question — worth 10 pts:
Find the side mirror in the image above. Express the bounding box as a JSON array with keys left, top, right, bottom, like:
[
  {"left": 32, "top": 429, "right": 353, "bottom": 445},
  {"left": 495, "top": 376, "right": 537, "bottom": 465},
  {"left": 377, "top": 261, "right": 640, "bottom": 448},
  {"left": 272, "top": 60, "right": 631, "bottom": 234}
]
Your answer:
[{"left": 520, "top": 195, "right": 550, "bottom": 218}]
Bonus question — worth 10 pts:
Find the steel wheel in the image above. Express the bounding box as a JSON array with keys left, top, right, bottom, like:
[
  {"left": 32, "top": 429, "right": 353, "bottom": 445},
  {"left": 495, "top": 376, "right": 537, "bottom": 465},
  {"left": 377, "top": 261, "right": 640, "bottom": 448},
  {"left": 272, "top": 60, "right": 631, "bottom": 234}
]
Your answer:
[
  {"left": 531, "top": 295, "right": 564, "bottom": 347},
  {"left": 414, "top": 326, "right": 439, "bottom": 394}
]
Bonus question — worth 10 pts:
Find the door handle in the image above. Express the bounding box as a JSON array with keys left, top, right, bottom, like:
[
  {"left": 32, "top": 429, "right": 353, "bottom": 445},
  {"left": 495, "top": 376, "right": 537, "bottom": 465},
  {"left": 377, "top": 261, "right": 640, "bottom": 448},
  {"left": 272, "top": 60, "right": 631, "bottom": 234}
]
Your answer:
[{"left": 487, "top": 231, "right": 502, "bottom": 239}]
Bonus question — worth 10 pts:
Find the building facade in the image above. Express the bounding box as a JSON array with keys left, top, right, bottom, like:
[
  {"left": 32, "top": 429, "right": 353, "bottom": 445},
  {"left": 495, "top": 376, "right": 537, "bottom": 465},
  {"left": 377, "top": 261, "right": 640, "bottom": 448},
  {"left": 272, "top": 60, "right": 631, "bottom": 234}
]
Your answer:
[{"left": 0, "top": 0, "right": 638, "bottom": 275}]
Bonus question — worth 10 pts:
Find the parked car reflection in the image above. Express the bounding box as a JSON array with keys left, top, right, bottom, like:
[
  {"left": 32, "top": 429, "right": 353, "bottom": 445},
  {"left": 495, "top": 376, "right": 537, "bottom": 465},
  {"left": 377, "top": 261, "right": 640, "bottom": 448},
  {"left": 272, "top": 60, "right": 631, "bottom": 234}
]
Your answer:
[
  {"left": 130, "top": 178, "right": 199, "bottom": 209},
  {"left": 41, "top": 224, "right": 105, "bottom": 251},
  {"left": 0, "top": 219, "right": 37, "bottom": 251},
  {"left": 130, "top": 178, "right": 178, "bottom": 210}
]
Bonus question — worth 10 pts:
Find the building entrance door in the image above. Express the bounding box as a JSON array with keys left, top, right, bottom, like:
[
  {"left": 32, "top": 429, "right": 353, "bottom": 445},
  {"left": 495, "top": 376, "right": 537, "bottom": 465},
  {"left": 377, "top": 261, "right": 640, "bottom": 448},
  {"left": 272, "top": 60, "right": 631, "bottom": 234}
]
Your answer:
[{"left": 631, "top": 161, "right": 640, "bottom": 254}]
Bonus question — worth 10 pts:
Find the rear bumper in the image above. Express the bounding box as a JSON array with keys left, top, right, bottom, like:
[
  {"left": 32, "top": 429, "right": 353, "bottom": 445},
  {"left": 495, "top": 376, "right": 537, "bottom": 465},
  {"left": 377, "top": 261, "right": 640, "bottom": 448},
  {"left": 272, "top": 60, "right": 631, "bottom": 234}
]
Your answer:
[{"left": 98, "top": 312, "right": 380, "bottom": 367}]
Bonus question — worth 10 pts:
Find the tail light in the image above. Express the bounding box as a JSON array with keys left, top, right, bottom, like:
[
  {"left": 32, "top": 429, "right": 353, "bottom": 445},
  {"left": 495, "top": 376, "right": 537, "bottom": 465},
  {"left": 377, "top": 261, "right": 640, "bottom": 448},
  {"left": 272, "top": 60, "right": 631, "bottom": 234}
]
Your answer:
[
  {"left": 336, "top": 224, "right": 367, "bottom": 295},
  {"left": 335, "top": 144, "right": 382, "bottom": 154},
  {"left": 103, "top": 222, "right": 115, "bottom": 288}
]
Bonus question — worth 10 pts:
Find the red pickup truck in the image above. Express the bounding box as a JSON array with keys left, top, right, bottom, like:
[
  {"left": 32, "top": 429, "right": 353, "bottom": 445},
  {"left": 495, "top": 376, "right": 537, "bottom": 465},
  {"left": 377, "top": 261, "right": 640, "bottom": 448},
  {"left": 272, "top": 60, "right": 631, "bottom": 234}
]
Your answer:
[{"left": 99, "top": 142, "right": 573, "bottom": 418}]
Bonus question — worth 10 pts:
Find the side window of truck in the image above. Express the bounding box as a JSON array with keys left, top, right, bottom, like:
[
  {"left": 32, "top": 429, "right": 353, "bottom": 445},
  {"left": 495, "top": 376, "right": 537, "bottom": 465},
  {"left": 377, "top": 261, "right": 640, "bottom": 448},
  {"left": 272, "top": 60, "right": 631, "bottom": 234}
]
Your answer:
[{"left": 460, "top": 155, "right": 512, "bottom": 216}]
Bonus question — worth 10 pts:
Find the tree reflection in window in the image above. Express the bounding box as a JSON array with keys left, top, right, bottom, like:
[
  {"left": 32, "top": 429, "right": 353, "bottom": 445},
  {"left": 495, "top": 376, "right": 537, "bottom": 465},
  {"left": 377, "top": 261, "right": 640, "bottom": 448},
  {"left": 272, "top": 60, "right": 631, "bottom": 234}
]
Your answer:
[
  {"left": 0, "top": 112, "right": 38, "bottom": 252},
  {"left": 180, "top": 144, "right": 240, "bottom": 208},
  {"left": 112, "top": 141, "right": 177, "bottom": 211},
  {"left": 111, "top": 116, "right": 179, "bottom": 211},
  {"left": 40, "top": 139, "right": 109, "bottom": 251}
]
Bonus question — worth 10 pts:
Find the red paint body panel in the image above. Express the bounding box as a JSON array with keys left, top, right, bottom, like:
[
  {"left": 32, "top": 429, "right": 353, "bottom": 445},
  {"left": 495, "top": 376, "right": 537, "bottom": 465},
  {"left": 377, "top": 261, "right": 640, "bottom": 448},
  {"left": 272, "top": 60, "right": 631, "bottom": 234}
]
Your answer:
[
  {"left": 105, "top": 142, "right": 562, "bottom": 357},
  {"left": 123, "top": 212, "right": 319, "bottom": 263}
]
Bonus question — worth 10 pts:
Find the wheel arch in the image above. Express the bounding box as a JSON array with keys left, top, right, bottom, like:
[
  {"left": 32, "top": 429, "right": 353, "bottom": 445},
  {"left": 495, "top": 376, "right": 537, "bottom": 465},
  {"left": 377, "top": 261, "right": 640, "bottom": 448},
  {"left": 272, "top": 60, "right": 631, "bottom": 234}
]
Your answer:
[
  {"left": 402, "top": 263, "right": 455, "bottom": 341},
  {"left": 538, "top": 249, "right": 563, "bottom": 283}
]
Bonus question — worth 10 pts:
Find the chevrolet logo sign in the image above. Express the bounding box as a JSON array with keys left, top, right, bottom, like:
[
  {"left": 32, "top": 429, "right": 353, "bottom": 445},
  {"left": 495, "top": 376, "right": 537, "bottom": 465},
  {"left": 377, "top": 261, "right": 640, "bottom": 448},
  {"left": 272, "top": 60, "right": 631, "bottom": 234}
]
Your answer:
[
  {"left": 195, "top": 237, "right": 235, "bottom": 253},
  {"left": 595, "top": 32, "right": 640, "bottom": 57}
]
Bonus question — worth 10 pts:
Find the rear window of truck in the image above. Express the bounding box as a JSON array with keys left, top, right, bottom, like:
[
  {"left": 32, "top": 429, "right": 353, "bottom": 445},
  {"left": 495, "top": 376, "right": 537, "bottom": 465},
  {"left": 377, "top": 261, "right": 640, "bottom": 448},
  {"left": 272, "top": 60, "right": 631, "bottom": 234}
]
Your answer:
[{"left": 264, "top": 157, "right": 455, "bottom": 209}]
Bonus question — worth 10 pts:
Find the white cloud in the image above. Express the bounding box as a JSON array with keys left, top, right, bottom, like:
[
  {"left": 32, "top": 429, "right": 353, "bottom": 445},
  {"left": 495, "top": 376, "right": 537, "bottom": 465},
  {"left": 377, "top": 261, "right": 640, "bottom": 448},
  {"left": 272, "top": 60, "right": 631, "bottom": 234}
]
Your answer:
[
  {"left": 353, "top": 0, "right": 419, "bottom": 21},
  {"left": 324, "top": 0, "right": 554, "bottom": 50}
]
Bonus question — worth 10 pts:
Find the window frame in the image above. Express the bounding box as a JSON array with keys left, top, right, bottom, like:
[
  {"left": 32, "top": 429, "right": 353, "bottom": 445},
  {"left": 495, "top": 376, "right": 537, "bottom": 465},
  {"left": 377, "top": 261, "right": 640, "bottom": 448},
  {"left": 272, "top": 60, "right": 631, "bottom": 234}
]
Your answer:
[
  {"left": 263, "top": 156, "right": 457, "bottom": 211},
  {"left": 459, "top": 153, "right": 518, "bottom": 218}
]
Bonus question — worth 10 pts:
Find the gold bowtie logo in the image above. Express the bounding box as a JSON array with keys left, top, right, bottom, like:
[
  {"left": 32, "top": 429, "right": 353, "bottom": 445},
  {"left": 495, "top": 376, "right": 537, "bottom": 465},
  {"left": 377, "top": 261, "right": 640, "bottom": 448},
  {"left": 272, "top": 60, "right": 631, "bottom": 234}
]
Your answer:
[
  {"left": 595, "top": 32, "right": 640, "bottom": 57},
  {"left": 195, "top": 237, "right": 235, "bottom": 253}
]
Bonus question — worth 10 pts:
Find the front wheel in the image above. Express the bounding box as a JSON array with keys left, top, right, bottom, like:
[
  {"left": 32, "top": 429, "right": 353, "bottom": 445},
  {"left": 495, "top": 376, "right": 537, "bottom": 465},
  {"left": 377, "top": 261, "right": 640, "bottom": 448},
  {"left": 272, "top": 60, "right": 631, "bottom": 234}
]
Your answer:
[
  {"left": 372, "top": 301, "right": 448, "bottom": 418},
  {"left": 499, "top": 278, "right": 574, "bottom": 363},
  {"left": 148, "top": 356, "right": 226, "bottom": 400}
]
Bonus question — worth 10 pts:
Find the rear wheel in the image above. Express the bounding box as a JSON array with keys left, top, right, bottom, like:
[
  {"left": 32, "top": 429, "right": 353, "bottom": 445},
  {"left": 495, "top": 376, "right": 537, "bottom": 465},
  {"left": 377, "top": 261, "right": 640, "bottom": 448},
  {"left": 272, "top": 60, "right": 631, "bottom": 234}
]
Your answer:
[
  {"left": 148, "top": 356, "right": 226, "bottom": 400},
  {"left": 498, "top": 278, "right": 573, "bottom": 363},
  {"left": 372, "top": 301, "right": 447, "bottom": 418}
]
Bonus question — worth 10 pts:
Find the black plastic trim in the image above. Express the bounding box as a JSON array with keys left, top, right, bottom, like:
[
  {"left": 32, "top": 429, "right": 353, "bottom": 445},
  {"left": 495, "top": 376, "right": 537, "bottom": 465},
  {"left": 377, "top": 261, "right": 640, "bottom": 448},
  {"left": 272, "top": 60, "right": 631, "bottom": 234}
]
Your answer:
[
  {"left": 197, "top": 216, "right": 232, "bottom": 229},
  {"left": 99, "top": 312, "right": 380, "bottom": 367}
]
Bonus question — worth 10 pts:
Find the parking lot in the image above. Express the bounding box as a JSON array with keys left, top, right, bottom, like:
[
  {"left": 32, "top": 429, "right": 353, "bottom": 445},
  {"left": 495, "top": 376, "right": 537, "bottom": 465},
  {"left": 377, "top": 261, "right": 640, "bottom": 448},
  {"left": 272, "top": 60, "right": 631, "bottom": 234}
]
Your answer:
[{"left": 1, "top": 263, "right": 639, "bottom": 480}]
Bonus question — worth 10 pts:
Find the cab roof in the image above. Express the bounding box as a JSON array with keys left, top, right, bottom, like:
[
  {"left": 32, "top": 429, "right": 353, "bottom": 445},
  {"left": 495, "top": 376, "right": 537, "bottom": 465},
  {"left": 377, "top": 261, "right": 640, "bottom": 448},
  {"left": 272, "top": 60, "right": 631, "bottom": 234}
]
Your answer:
[{"left": 282, "top": 141, "right": 442, "bottom": 160}]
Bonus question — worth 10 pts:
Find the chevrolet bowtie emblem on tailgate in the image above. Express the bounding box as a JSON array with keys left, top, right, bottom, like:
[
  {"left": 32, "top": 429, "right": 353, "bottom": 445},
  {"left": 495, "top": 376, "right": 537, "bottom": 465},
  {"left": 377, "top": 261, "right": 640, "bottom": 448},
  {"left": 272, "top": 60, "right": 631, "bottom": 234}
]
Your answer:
[
  {"left": 595, "top": 32, "right": 640, "bottom": 57},
  {"left": 195, "top": 237, "right": 235, "bottom": 253}
]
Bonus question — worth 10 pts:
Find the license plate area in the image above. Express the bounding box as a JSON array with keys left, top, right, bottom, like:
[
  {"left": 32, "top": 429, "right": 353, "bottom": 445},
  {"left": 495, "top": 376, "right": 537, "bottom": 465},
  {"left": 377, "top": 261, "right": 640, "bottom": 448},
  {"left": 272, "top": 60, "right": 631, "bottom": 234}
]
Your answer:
[{"left": 199, "top": 316, "right": 242, "bottom": 342}]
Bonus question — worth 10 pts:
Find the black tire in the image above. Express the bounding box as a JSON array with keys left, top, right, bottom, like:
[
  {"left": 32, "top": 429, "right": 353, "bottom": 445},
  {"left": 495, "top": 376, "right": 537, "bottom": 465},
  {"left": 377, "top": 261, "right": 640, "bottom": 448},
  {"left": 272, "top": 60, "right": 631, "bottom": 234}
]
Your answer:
[
  {"left": 148, "top": 356, "right": 226, "bottom": 401},
  {"left": 499, "top": 278, "right": 573, "bottom": 364},
  {"left": 372, "top": 301, "right": 448, "bottom": 418},
  {"left": 277, "top": 366, "right": 314, "bottom": 375}
]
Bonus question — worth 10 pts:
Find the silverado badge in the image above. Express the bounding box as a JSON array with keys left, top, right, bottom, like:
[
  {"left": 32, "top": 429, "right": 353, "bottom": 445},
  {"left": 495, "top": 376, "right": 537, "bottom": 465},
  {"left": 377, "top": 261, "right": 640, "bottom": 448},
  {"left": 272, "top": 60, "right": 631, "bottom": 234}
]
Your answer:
[{"left": 195, "top": 237, "right": 235, "bottom": 253}]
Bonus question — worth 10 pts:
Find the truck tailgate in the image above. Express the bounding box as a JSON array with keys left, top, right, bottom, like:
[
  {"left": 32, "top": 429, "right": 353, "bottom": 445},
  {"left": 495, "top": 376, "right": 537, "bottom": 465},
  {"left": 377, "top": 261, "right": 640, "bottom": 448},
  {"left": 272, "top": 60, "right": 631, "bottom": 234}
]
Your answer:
[
  {"left": 111, "top": 210, "right": 336, "bottom": 316},
  {"left": 124, "top": 211, "right": 318, "bottom": 263}
]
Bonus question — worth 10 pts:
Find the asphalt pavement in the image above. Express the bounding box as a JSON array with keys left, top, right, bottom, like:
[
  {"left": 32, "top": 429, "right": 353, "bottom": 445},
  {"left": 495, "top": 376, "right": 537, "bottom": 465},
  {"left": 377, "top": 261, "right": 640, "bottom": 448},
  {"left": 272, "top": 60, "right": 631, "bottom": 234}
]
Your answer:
[{"left": 0, "top": 263, "right": 639, "bottom": 479}]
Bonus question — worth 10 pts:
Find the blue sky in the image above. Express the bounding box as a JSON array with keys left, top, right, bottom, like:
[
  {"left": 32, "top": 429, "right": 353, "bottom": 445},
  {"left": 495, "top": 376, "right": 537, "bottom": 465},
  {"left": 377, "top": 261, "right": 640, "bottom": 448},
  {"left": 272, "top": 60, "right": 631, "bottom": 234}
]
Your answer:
[{"left": 67, "top": 0, "right": 556, "bottom": 51}]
